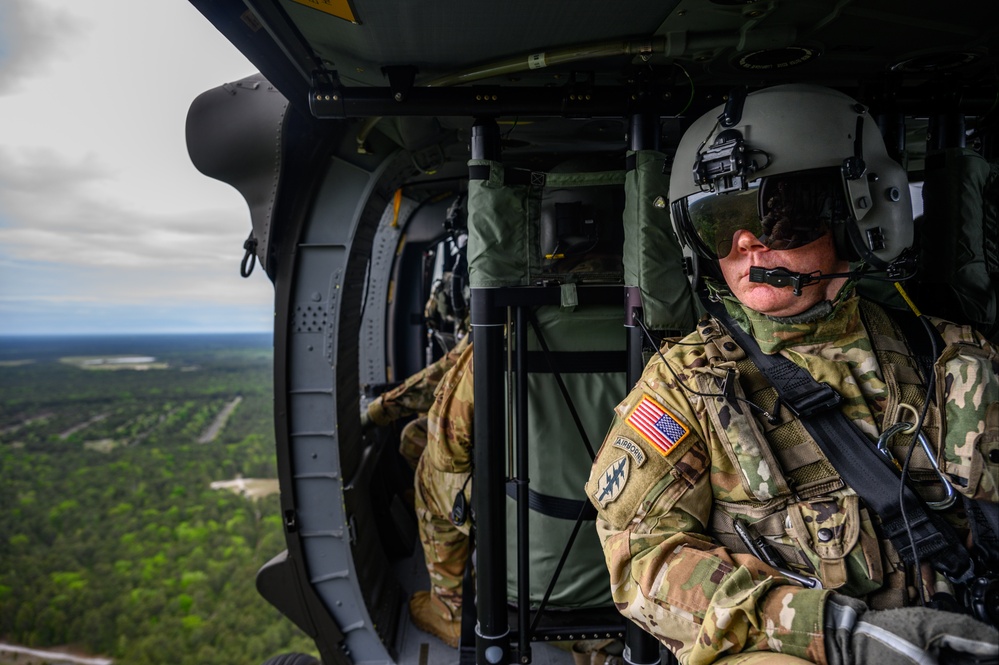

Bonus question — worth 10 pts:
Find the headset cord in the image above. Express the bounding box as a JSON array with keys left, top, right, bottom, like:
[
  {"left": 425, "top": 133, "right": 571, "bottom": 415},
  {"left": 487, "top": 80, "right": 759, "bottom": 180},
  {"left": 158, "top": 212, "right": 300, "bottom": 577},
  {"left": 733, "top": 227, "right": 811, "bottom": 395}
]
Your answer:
[
  {"left": 894, "top": 282, "right": 940, "bottom": 607},
  {"left": 632, "top": 311, "right": 774, "bottom": 422}
]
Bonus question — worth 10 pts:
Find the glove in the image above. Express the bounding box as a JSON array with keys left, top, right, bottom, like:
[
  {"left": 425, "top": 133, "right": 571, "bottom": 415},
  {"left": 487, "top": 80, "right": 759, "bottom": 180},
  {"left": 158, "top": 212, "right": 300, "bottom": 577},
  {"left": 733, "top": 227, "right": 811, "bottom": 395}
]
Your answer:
[{"left": 824, "top": 593, "right": 999, "bottom": 665}]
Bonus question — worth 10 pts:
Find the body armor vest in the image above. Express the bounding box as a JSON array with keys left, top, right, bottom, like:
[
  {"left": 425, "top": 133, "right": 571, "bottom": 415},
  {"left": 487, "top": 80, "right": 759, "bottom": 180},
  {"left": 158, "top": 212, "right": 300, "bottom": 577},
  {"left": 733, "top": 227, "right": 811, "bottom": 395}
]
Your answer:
[{"left": 698, "top": 300, "right": 954, "bottom": 606}]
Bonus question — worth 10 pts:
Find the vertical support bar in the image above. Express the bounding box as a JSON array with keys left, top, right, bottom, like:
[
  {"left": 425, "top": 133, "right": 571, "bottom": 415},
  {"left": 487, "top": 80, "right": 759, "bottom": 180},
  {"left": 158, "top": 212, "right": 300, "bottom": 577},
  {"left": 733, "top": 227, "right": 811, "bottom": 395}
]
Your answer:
[
  {"left": 929, "top": 89, "right": 966, "bottom": 150},
  {"left": 876, "top": 111, "right": 906, "bottom": 166},
  {"left": 469, "top": 118, "right": 511, "bottom": 665},
  {"left": 623, "top": 110, "right": 665, "bottom": 665},
  {"left": 929, "top": 111, "right": 966, "bottom": 150},
  {"left": 515, "top": 306, "right": 531, "bottom": 663}
]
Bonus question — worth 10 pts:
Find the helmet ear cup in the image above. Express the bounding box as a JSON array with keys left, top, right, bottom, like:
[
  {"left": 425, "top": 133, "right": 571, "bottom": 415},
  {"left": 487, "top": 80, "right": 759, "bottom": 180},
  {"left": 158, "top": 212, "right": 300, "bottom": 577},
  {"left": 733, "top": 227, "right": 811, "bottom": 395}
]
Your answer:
[
  {"left": 843, "top": 215, "right": 891, "bottom": 269},
  {"left": 830, "top": 215, "right": 860, "bottom": 264}
]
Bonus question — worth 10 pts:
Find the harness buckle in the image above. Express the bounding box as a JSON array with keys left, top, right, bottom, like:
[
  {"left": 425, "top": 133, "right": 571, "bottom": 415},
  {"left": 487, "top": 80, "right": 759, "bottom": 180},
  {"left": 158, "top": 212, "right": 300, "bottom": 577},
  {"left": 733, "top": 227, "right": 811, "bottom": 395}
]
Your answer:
[{"left": 781, "top": 382, "right": 842, "bottom": 418}]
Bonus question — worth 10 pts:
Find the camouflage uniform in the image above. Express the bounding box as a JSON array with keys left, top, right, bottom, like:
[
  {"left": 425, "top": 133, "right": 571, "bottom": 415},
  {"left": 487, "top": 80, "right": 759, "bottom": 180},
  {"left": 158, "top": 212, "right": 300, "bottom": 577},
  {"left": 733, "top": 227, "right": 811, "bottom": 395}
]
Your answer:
[
  {"left": 414, "top": 340, "right": 475, "bottom": 618},
  {"left": 367, "top": 334, "right": 470, "bottom": 469},
  {"left": 586, "top": 285, "right": 999, "bottom": 665}
]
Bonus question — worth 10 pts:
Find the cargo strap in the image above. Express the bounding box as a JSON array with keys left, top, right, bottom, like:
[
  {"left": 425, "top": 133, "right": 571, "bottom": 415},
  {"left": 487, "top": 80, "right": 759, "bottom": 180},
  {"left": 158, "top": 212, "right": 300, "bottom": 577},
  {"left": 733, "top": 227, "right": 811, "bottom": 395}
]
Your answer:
[
  {"left": 702, "top": 297, "right": 975, "bottom": 584},
  {"left": 505, "top": 484, "right": 596, "bottom": 521}
]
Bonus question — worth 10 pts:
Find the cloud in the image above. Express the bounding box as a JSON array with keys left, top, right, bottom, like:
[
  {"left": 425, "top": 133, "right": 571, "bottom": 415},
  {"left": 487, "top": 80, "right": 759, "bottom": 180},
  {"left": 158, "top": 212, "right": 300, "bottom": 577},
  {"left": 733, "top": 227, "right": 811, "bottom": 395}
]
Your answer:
[
  {"left": 0, "top": 0, "right": 269, "bottom": 334},
  {"left": 0, "top": 0, "right": 85, "bottom": 95},
  {"left": 0, "top": 145, "right": 274, "bottom": 333},
  {"left": 0, "top": 146, "right": 251, "bottom": 269}
]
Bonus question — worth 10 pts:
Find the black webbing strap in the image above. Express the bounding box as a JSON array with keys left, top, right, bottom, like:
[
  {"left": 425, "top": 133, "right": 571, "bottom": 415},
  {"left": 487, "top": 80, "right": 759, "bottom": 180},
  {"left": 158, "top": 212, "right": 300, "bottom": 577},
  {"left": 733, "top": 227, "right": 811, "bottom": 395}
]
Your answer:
[
  {"left": 702, "top": 298, "right": 975, "bottom": 583},
  {"left": 525, "top": 350, "right": 627, "bottom": 374},
  {"left": 504, "top": 483, "right": 597, "bottom": 521},
  {"left": 879, "top": 304, "right": 944, "bottom": 383},
  {"left": 966, "top": 496, "right": 999, "bottom": 561},
  {"left": 468, "top": 164, "right": 535, "bottom": 186}
]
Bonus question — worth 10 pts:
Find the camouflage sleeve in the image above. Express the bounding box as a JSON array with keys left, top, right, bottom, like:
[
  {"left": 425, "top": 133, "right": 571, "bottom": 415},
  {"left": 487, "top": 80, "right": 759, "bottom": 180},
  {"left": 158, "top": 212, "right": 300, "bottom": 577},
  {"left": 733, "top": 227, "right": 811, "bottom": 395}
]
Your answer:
[
  {"left": 368, "top": 335, "right": 471, "bottom": 426},
  {"left": 424, "top": 341, "right": 474, "bottom": 474},
  {"left": 932, "top": 319, "right": 999, "bottom": 504},
  {"left": 586, "top": 355, "right": 829, "bottom": 664}
]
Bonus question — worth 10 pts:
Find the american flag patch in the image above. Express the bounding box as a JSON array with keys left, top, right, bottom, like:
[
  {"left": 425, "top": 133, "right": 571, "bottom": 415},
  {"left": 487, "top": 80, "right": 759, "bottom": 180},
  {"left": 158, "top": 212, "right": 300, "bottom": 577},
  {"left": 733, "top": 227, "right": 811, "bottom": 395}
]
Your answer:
[{"left": 626, "top": 396, "right": 689, "bottom": 457}]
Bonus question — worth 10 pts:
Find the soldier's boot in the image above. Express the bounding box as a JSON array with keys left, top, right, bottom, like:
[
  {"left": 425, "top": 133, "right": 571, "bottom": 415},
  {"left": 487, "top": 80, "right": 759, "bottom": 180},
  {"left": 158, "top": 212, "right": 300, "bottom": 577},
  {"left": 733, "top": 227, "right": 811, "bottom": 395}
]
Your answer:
[{"left": 409, "top": 590, "right": 460, "bottom": 648}]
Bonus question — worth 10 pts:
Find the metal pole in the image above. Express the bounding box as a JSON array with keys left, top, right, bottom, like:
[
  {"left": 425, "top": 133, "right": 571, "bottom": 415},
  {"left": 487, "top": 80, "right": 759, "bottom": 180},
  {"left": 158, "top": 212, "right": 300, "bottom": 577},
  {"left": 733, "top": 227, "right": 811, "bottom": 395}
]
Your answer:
[
  {"left": 623, "top": 109, "right": 665, "bottom": 665},
  {"left": 876, "top": 111, "right": 906, "bottom": 167},
  {"left": 929, "top": 87, "right": 966, "bottom": 151},
  {"left": 470, "top": 118, "right": 511, "bottom": 665},
  {"left": 515, "top": 306, "right": 531, "bottom": 662},
  {"left": 929, "top": 111, "right": 966, "bottom": 150}
]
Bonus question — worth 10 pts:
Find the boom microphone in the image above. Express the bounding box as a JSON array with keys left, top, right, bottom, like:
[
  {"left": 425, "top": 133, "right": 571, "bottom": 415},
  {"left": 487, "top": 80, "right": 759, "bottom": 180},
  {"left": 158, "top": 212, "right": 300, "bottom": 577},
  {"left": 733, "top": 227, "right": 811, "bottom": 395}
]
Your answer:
[
  {"left": 748, "top": 266, "right": 855, "bottom": 296},
  {"left": 749, "top": 251, "right": 918, "bottom": 295}
]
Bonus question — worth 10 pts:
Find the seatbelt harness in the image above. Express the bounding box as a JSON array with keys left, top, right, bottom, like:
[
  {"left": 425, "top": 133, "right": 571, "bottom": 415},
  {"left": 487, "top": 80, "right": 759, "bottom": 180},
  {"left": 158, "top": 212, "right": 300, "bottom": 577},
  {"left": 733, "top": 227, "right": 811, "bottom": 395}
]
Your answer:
[{"left": 702, "top": 298, "right": 975, "bottom": 584}]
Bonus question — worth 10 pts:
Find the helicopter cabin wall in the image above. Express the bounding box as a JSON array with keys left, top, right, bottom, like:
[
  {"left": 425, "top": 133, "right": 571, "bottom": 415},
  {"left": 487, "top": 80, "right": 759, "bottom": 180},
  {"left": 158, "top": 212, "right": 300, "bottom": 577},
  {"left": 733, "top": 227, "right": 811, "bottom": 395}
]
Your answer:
[{"left": 269, "top": 122, "right": 446, "bottom": 664}]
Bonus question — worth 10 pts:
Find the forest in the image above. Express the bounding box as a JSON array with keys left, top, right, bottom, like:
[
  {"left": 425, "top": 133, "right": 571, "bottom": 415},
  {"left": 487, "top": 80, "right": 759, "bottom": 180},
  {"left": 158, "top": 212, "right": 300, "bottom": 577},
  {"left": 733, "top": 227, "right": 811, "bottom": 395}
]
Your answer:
[{"left": 0, "top": 334, "right": 319, "bottom": 665}]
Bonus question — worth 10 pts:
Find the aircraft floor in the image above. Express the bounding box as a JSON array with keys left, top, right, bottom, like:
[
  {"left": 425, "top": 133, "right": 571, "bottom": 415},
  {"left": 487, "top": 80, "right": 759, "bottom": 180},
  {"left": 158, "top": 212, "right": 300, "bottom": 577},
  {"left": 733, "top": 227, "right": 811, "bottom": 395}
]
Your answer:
[{"left": 392, "top": 550, "right": 580, "bottom": 665}]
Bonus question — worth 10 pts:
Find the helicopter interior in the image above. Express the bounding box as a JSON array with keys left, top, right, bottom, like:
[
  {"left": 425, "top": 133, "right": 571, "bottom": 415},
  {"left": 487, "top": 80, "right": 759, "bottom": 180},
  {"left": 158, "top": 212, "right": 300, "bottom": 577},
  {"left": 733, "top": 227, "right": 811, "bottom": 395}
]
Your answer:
[{"left": 183, "top": 2, "right": 999, "bottom": 664}]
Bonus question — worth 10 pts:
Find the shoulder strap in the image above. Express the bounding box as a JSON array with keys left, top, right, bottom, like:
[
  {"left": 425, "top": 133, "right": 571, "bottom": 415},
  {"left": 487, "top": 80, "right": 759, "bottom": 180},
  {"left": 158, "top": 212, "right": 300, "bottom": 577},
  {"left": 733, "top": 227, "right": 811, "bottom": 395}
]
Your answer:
[
  {"left": 871, "top": 301, "right": 944, "bottom": 384},
  {"left": 701, "top": 297, "right": 975, "bottom": 584}
]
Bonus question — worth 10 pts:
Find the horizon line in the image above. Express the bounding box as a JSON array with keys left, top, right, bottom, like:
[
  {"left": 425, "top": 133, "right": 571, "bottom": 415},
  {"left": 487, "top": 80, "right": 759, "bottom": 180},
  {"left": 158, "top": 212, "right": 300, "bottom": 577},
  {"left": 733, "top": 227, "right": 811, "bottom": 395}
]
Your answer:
[{"left": 0, "top": 330, "right": 273, "bottom": 337}]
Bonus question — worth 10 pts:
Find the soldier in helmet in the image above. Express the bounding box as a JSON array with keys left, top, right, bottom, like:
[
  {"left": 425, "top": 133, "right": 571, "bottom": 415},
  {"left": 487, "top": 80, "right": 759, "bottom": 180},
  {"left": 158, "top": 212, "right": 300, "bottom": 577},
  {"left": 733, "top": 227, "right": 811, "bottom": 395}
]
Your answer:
[{"left": 586, "top": 85, "right": 999, "bottom": 665}]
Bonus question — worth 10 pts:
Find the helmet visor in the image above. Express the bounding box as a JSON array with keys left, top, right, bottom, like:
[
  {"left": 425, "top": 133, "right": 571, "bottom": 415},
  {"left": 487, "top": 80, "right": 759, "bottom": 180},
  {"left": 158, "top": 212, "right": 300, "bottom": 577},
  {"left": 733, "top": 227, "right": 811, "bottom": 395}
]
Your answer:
[{"left": 682, "top": 168, "right": 847, "bottom": 259}]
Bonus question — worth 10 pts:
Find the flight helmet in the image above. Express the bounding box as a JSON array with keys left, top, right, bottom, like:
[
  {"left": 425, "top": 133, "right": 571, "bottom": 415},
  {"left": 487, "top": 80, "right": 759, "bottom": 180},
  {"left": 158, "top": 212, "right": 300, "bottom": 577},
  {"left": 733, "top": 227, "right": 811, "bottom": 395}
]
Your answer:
[
  {"left": 423, "top": 271, "right": 468, "bottom": 332},
  {"left": 669, "top": 84, "right": 912, "bottom": 276},
  {"left": 443, "top": 193, "right": 470, "bottom": 325}
]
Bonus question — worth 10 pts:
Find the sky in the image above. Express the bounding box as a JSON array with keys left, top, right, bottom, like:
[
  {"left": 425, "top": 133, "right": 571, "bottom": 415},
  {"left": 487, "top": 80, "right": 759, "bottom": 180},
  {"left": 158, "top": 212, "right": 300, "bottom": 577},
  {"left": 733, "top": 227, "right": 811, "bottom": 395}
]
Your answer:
[{"left": 0, "top": 0, "right": 273, "bottom": 335}]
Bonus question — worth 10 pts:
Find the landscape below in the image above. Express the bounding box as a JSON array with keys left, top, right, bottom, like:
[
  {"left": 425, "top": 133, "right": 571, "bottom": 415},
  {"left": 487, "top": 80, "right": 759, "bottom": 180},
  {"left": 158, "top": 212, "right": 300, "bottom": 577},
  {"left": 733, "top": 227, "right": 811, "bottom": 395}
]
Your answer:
[{"left": 0, "top": 334, "right": 317, "bottom": 665}]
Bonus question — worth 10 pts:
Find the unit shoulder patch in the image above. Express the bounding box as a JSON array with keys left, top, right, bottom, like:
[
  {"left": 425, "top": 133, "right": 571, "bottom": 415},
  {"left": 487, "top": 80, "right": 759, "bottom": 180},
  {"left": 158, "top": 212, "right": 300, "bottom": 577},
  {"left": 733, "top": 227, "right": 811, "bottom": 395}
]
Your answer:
[
  {"left": 626, "top": 395, "right": 690, "bottom": 458},
  {"left": 611, "top": 436, "right": 646, "bottom": 467},
  {"left": 592, "top": 455, "right": 630, "bottom": 508}
]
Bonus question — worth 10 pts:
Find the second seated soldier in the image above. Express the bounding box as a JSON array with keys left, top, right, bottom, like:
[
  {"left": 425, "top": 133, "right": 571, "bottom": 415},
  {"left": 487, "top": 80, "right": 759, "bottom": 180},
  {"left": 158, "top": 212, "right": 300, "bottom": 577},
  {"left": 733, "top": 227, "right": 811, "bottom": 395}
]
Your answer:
[{"left": 363, "top": 271, "right": 470, "bottom": 470}]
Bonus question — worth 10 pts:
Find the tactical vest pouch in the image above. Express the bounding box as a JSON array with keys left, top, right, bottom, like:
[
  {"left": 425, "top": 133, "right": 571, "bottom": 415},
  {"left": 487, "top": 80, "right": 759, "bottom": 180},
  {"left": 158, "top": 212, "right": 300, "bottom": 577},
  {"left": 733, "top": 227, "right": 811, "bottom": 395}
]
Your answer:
[
  {"left": 980, "top": 402, "right": 999, "bottom": 499},
  {"left": 936, "top": 341, "right": 999, "bottom": 502},
  {"left": 785, "top": 496, "right": 884, "bottom": 595},
  {"left": 695, "top": 336, "right": 792, "bottom": 503},
  {"left": 711, "top": 498, "right": 885, "bottom": 595}
]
